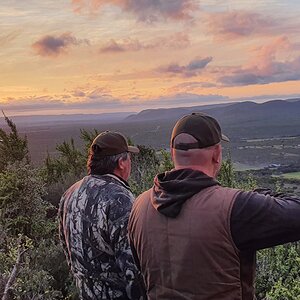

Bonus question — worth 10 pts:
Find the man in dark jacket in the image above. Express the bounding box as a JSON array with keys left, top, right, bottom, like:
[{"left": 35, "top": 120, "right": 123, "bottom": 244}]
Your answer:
[
  {"left": 59, "top": 131, "right": 145, "bottom": 300},
  {"left": 128, "top": 113, "right": 300, "bottom": 300}
]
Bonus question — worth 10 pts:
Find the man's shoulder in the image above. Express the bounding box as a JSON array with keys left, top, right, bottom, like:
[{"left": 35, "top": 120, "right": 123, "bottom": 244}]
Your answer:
[
  {"left": 200, "top": 185, "right": 242, "bottom": 199},
  {"left": 79, "top": 174, "right": 131, "bottom": 195},
  {"left": 60, "top": 177, "right": 86, "bottom": 200},
  {"left": 100, "top": 175, "right": 134, "bottom": 200},
  {"left": 133, "top": 188, "right": 153, "bottom": 209},
  {"left": 60, "top": 175, "right": 133, "bottom": 206},
  {"left": 137, "top": 188, "right": 152, "bottom": 199}
]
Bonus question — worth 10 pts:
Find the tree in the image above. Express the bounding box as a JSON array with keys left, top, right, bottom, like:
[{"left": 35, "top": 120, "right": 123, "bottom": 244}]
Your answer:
[
  {"left": 130, "top": 145, "right": 160, "bottom": 195},
  {"left": 44, "top": 138, "right": 86, "bottom": 185},
  {"left": 0, "top": 116, "right": 73, "bottom": 299},
  {"left": 0, "top": 112, "right": 29, "bottom": 172}
]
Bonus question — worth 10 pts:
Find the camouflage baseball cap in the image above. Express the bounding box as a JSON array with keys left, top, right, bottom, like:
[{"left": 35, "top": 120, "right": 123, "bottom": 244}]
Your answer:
[
  {"left": 91, "top": 131, "right": 139, "bottom": 157},
  {"left": 171, "top": 112, "right": 229, "bottom": 150}
]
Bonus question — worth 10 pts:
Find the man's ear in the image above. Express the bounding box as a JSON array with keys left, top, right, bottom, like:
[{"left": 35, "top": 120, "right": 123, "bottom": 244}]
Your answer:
[
  {"left": 118, "top": 156, "right": 126, "bottom": 171},
  {"left": 171, "top": 147, "right": 174, "bottom": 161},
  {"left": 212, "top": 144, "right": 222, "bottom": 163}
]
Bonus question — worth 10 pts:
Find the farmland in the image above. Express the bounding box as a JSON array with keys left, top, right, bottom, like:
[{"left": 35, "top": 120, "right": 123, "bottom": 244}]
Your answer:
[{"left": 280, "top": 171, "right": 300, "bottom": 180}]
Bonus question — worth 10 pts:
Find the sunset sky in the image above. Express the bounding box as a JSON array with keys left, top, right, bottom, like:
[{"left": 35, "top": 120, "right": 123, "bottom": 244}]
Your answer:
[{"left": 1, "top": 0, "right": 300, "bottom": 116}]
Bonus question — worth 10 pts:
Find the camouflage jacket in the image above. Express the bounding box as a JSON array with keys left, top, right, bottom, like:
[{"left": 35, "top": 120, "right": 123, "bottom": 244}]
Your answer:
[{"left": 59, "top": 174, "right": 145, "bottom": 300}]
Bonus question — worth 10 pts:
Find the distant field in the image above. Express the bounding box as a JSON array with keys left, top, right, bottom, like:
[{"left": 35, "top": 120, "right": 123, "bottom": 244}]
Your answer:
[
  {"left": 4, "top": 103, "right": 300, "bottom": 167},
  {"left": 246, "top": 136, "right": 299, "bottom": 143},
  {"left": 233, "top": 162, "right": 266, "bottom": 171},
  {"left": 281, "top": 172, "right": 300, "bottom": 180}
]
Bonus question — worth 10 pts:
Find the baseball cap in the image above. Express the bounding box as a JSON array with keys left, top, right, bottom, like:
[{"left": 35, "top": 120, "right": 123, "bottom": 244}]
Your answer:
[
  {"left": 91, "top": 131, "right": 139, "bottom": 157},
  {"left": 171, "top": 112, "right": 229, "bottom": 150}
]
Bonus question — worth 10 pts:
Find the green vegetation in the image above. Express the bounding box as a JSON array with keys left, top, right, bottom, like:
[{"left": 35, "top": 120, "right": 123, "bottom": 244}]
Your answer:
[
  {"left": 0, "top": 116, "right": 300, "bottom": 299},
  {"left": 281, "top": 172, "right": 300, "bottom": 180},
  {"left": 0, "top": 117, "right": 71, "bottom": 299}
]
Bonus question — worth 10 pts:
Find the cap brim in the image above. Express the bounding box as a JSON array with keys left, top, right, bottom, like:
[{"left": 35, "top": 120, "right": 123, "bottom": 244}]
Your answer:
[
  {"left": 128, "top": 145, "right": 140, "bottom": 154},
  {"left": 221, "top": 134, "right": 230, "bottom": 142}
]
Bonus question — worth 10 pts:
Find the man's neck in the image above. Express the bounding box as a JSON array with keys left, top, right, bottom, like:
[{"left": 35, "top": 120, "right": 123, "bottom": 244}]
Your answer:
[
  {"left": 113, "top": 169, "right": 126, "bottom": 181},
  {"left": 174, "top": 165, "right": 216, "bottom": 178},
  {"left": 102, "top": 173, "right": 130, "bottom": 188}
]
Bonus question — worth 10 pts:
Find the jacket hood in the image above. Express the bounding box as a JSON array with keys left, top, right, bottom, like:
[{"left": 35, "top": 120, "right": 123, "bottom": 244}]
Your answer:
[{"left": 151, "top": 168, "right": 219, "bottom": 218}]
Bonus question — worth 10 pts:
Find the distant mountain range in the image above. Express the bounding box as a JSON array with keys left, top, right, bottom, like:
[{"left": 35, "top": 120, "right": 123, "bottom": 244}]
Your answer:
[
  {"left": 124, "top": 102, "right": 233, "bottom": 122},
  {"left": 0, "top": 112, "right": 134, "bottom": 126},
  {"left": 121, "top": 98, "right": 300, "bottom": 145},
  {"left": 125, "top": 99, "right": 300, "bottom": 126},
  {"left": 2, "top": 98, "right": 300, "bottom": 128}
]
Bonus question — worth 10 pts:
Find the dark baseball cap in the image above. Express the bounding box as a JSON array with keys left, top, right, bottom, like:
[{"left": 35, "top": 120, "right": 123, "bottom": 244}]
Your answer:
[
  {"left": 91, "top": 131, "right": 139, "bottom": 157},
  {"left": 171, "top": 112, "right": 229, "bottom": 150}
]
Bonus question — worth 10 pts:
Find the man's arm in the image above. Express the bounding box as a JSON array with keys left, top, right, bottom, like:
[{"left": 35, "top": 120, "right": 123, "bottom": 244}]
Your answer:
[
  {"left": 58, "top": 194, "right": 69, "bottom": 261},
  {"left": 231, "top": 190, "right": 300, "bottom": 251},
  {"left": 128, "top": 238, "right": 142, "bottom": 272},
  {"left": 107, "top": 189, "right": 146, "bottom": 299}
]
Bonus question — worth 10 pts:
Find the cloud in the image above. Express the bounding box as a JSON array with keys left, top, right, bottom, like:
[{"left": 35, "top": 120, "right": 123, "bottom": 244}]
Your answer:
[
  {"left": 165, "top": 32, "right": 190, "bottom": 49},
  {"left": 0, "top": 86, "right": 122, "bottom": 114},
  {"left": 32, "top": 32, "right": 89, "bottom": 57},
  {"left": 100, "top": 38, "right": 147, "bottom": 53},
  {"left": 218, "top": 36, "right": 300, "bottom": 86},
  {"left": 171, "top": 81, "right": 217, "bottom": 93},
  {"left": 100, "top": 32, "right": 190, "bottom": 53},
  {"left": 234, "top": 93, "right": 300, "bottom": 102},
  {"left": 146, "top": 93, "right": 229, "bottom": 107},
  {"left": 0, "top": 30, "right": 21, "bottom": 45},
  {"left": 1, "top": 89, "right": 229, "bottom": 115},
  {"left": 2, "top": 96, "right": 70, "bottom": 112},
  {"left": 158, "top": 57, "right": 213, "bottom": 77},
  {"left": 72, "top": 0, "right": 196, "bottom": 22},
  {"left": 207, "top": 11, "right": 275, "bottom": 40},
  {"left": 72, "top": 90, "right": 86, "bottom": 97},
  {"left": 219, "top": 59, "right": 300, "bottom": 86},
  {"left": 1, "top": 93, "right": 122, "bottom": 113},
  {"left": 251, "top": 36, "right": 290, "bottom": 62}
]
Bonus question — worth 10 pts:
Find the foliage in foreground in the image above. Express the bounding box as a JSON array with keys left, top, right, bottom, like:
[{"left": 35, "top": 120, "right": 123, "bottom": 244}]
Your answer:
[{"left": 0, "top": 116, "right": 300, "bottom": 299}]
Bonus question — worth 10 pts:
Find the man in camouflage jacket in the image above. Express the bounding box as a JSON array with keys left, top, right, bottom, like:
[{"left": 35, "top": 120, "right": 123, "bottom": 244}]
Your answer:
[{"left": 59, "top": 131, "right": 145, "bottom": 300}]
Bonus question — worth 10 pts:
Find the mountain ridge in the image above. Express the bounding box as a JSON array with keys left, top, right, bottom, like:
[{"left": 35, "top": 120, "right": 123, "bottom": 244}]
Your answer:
[{"left": 125, "top": 99, "right": 300, "bottom": 124}]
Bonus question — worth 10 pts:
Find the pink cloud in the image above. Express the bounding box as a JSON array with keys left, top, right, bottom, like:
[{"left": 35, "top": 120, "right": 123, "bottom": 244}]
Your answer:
[
  {"left": 72, "top": 0, "right": 196, "bottom": 22},
  {"left": 245, "top": 36, "right": 291, "bottom": 77},
  {"left": 207, "top": 11, "right": 275, "bottom": 40},
  {"left": 218, "top": 37, "right": 300, "bottom": 86},
  {"left": 32, "top": 32, "right": 89, "bottom": 57}
]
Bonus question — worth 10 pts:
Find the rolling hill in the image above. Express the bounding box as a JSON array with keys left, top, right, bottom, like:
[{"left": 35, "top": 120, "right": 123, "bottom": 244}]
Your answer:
[{"left": 125, "top": 100, "right": 300, "bottom": 126}]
